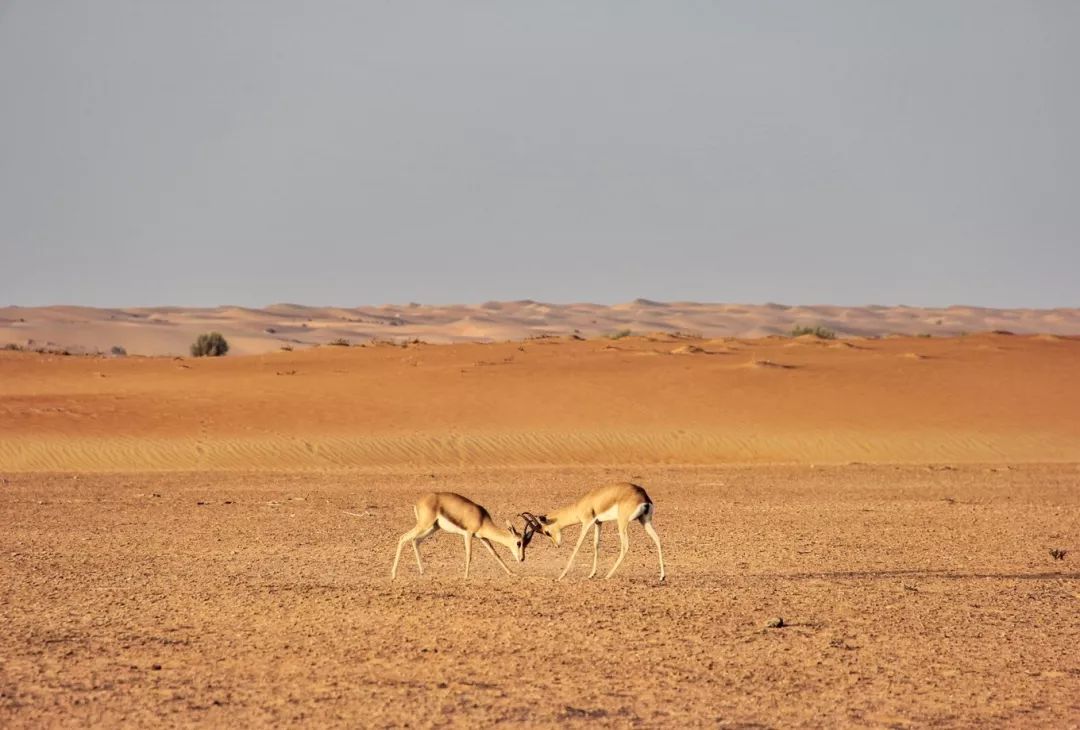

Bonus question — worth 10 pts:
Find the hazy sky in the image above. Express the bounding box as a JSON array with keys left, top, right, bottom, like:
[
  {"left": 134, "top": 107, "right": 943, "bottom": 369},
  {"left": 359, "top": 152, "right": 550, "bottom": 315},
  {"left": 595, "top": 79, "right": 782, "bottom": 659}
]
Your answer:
[{"left": 1, "top": 2, "right": 1077, "bottom": 308}]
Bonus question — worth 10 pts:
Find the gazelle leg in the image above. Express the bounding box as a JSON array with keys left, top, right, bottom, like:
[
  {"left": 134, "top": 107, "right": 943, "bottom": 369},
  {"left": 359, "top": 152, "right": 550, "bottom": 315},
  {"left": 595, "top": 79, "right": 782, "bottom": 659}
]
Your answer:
[
  {"left": 392, "top": 527, "right": 421, "bottom": 579},
  {"left": 411, "top": 540, "right": 424, "bottom": 573},
  {"left": 411, "top": 524, "right": 437, "bottom": 575},
  {"left": 643, "top": 520, "right": 666, "bottom": 582},
  {"left": 605, "top": 522, "right": 631, "bottom": 579},
  {"left": 558, "top": 521, "right": 594, "bottom": 580},
  {"left": 587, "top": 522, "right": 603, "bottom": 578},
  {"left": 463, "top": 532, "right": 473, "bottom": 579},
  {"left": 480, "top": 537, "right": 513, "bottom": 576},
  {"left": 393, "top": 523, "right": 437, "bottom": 578}
]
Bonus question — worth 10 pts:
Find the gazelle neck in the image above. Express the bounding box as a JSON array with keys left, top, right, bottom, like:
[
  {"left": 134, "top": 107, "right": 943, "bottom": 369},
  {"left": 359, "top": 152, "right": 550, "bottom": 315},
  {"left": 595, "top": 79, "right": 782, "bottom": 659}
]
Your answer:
[
  {"left": 477, "top": 520, "right": 515, "bottom": 549},
  {"left": 547, "top": 505, "right": 577, "bottom": 528}
]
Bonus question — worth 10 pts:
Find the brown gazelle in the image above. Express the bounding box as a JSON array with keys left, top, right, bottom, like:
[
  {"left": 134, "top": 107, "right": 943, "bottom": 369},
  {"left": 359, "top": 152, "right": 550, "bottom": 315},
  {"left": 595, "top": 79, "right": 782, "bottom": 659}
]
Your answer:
[
  {"left": 520, "top": 482, "right": 665, "bottom": 581},
  {"left": 391, "top": 492, "right": 533, "bottom": 579}
]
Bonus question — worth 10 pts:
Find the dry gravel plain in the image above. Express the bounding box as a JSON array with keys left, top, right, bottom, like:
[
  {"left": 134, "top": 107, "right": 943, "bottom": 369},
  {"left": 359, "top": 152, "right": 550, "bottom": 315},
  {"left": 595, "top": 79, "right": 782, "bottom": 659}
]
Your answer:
[{"left": 2, "top": 465, "right": 1078, "bottom": 728}]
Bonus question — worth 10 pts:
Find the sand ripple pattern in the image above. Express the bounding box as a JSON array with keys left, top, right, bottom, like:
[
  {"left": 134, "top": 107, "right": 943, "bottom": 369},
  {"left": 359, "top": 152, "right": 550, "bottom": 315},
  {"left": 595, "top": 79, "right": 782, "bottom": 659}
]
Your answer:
[{"left": 3, "top": 430, "right": 1077, "bottom": 472}]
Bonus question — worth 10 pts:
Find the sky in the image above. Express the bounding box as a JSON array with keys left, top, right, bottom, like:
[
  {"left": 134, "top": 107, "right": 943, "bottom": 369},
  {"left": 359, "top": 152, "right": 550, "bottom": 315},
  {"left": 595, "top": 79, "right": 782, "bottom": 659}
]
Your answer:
[{"left": 1, "top": 1, "right": 1078, "bottom": 308}]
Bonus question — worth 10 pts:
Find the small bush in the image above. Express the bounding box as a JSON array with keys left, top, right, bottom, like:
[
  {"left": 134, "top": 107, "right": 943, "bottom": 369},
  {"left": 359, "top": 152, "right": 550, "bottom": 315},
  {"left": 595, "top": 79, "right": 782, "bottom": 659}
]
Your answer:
[
  {"left": 110, "top": 345, "right": 127, "bottom": 356},
  {"left": 608, "top": 329, "right": 633, "bottom": 340},
  {"left": 790, "top": 325, "right": 836, "bottom": 339},
  {"left": 190, "top": 332, "right": 229, "bottom": 357},
  {"left": 328, "top": 338, "right": 351, "bottom": 347},
  {"left": 280, "top": 344, "right": 294, "bottom": 352},
  {"left": 2, "top": 343, "right": 23, "bottom": 351},
  {"left": 1049, "top": 548, "right": 1068, "bottom": 561}
]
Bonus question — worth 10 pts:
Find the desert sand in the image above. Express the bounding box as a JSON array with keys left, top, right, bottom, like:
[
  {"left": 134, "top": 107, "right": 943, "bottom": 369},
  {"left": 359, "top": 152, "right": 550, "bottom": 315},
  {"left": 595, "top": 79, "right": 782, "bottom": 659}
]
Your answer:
[
  {"left": 3, "top": 300, "right": 1080, "bottom": 355},
  {"left": 2, "top": 332, "right": 1079, "bottom": 470},
  {"left": 1, "top": 333, "right": 1078, "bottom": 727}
]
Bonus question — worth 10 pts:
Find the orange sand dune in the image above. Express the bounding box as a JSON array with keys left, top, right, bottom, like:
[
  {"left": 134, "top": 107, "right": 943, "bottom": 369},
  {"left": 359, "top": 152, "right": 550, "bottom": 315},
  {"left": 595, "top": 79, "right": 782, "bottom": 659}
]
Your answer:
[
  {"left": 3, "top": 300, "right": 1080, "bottom": 356},
  {"left": 2, "top": 333, "right": 1077, "bottom": 470}
]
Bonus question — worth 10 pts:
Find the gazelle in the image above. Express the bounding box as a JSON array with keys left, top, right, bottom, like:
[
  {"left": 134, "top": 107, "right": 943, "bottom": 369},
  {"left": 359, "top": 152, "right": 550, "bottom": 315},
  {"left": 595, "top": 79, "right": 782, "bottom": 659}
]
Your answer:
[
  {"left": 520, "top": 482, "right": 665, "bottom": 581},
  {"left": 391, "top": 492, "right": 534, "bottom": 579}
]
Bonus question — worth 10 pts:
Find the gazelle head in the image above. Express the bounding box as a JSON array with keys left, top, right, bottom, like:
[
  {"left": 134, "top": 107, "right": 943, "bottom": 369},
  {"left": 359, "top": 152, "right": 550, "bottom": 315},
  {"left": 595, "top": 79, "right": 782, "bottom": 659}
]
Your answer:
[
  {"left": 520, "top": 512, "right": 562, "bottom": 547},
  {"left": 503, "top": 521, "right": 525, "bottom": 562}
]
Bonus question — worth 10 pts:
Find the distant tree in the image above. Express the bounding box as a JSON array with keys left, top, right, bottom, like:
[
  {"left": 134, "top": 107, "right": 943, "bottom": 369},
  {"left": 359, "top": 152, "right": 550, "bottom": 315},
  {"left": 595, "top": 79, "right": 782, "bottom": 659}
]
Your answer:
[{"left": 190, "top": 332, "right": 229, "bottom": 357}]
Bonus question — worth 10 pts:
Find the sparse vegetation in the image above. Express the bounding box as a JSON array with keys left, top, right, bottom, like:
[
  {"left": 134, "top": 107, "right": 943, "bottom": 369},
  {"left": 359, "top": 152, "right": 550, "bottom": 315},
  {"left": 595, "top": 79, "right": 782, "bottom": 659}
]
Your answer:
[
  {"left": 916, "top": 333, "right": 933, "bottom": 338},
  {"left": 190, "top": 332, "right": 229, "bottom": 357},
  {"left": 790, "top": 324, "right": 836, "bottom": 339},
  {"left": 110, "top": 345, "right": 127, "bottom": 356},
  {"left": 1049, "top": 548, "right": 1068, "bottom": 561},
  {"left": 279, "top": 344, "right": 294, "bottom": 352},
  {"left": 2, "top": 343, "right": 23, "bottom": 351},
  {"left": 328, "top": 338, "right": 351, "bottom": 347},
  {"left": 608, "top": 329, "right": 633, "bottom": 340}
]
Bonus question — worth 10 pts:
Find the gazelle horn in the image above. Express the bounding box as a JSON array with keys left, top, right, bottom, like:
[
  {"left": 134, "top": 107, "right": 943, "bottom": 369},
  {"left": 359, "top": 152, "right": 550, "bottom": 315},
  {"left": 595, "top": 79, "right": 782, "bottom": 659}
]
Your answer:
[{"left": 519, "top": 512, "right": 543, "bottom": 545}]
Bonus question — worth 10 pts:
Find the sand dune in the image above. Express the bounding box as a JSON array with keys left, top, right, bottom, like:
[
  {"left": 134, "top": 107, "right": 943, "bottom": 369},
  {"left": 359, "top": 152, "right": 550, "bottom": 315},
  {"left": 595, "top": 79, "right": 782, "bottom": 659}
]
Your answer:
[
  {"left": 2, "top": 333, "right": 1077, "bottom": 471},
  {"left": 3, "top": 301, "right": 1079, "bottom": 356}
]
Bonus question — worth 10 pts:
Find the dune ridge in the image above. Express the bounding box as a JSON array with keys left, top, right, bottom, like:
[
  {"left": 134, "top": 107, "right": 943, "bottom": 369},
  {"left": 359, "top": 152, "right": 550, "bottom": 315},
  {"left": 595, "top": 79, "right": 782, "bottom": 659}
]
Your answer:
[{"left": 3, "top": 300, "right": 1080, "bottom": 356}]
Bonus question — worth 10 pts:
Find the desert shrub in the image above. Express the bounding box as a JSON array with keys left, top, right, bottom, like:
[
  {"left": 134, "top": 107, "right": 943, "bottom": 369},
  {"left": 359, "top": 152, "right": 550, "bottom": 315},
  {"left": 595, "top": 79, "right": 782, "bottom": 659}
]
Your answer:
[
  {"left": 190, "top": 332, "right": 229, "bottom": 357},
  {"left": 790, "top": 324, "right": 836, "bottom": 339},
  {"left": 2, "top": 343, "right": 23, "bottom": 351},
  {"left": 110, "top": 345, "right": 127, "bottom": 356},
  {"left": 608, "top": 329, "right": 633, "bottom": 340},
  {"left": 1049, "top": 548, "right": 1068, "bottom": 561},
  {"left": 328, "top": 338, "right": 351, "bottom": 347},
  {"left": 280, "top": 344, "right": 294, "bottom": 352}
]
